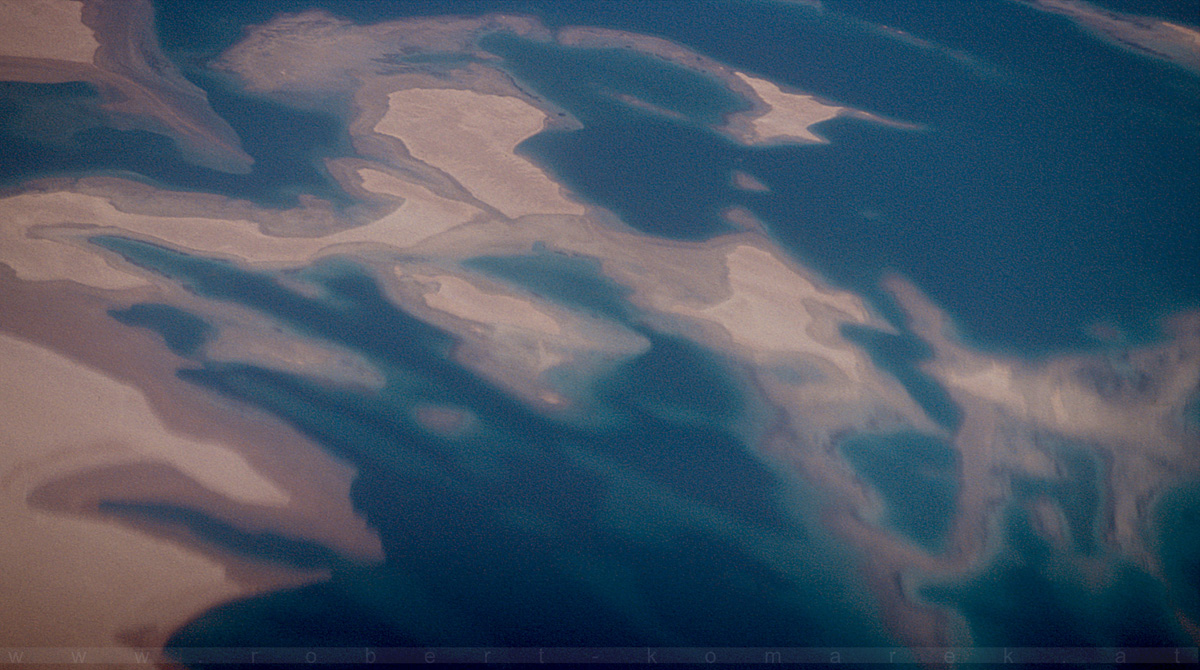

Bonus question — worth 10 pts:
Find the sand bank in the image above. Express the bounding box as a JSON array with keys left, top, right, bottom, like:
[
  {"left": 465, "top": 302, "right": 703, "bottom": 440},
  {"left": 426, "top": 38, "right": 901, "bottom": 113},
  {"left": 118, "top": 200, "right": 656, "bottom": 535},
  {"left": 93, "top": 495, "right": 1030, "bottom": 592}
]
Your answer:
[
  {"left": 731, "top": 170, "right": 770, "bottom": 192},
  {"left": 727, "top": 72, "right": 846, "bottom": 144},
  {"left": 0, "top": 333, "right": 289, "bottom": 507},
  {"left": 0, "top": 334, "right": 307, "bottom": 648},
  {"left": 202, "top": 310, "right": 387, "bottom": 391},
  {"left": 7, "top": 5, "right": 1191, "bottom": 653},
  {"left": 886, "top": 276, "right": 1200, "bottom": 564},
  {"left": 411, "top": 272, "right": 563, "bottom": 337},
  {"left": 552, "top": 26, "right": 905, "bottom": 144},
  {"left": 0, "top": 0, "right": 98, "bottom": 63},
  {"left": 659, "top": 244, "right": 870, "bottom": 365},
  {"left": 0, "top": 269, "right": 383, "bottom": 649},
  {"left": 386, "top": 263, "right": 649, "bottom": 409},
  {"left": 375, "top": 88, "right": 585, "bottom": 219},
  {"left": 214, "top": 10, "right": 546, "bottom": 95},
  {"left": 0, "top": 174, "right": 482, "bottom": 289}
]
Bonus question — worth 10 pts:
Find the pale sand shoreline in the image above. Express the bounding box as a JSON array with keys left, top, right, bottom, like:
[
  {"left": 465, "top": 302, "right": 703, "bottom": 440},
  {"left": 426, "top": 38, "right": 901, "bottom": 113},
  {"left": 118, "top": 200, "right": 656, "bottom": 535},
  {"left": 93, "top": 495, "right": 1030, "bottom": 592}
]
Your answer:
[
  {"left": 0, "top": 333, "right": 331, "bottom": 648},
  {"left": 0, "top": 333, "right": 291, "bottom": 508}
]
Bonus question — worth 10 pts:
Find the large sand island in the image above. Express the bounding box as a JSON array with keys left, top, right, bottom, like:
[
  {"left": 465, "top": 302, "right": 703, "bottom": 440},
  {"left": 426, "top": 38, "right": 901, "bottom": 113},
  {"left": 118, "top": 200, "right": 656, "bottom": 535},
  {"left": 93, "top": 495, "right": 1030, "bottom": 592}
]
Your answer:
[{"left": 1, "top": 0, "right": 1197, "bottom": 662}]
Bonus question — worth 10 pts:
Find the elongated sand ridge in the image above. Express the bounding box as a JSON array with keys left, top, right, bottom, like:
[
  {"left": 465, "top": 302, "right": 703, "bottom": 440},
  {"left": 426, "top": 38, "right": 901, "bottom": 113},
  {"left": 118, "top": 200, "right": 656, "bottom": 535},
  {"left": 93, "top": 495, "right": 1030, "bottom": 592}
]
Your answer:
[
  {"left": 2, "top": 1, "right": 1197, "bottom": 656},
  {"left": 1030, "top": 0, "right": 1200, "bottom": 73}
]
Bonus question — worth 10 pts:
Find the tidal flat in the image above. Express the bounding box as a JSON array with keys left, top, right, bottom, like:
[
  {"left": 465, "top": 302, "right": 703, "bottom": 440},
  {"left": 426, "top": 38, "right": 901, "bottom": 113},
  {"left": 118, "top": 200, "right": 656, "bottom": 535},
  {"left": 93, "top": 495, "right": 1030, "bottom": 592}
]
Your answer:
[{"left": 0, "top": 0, "right": 1197, "bottom": 661}]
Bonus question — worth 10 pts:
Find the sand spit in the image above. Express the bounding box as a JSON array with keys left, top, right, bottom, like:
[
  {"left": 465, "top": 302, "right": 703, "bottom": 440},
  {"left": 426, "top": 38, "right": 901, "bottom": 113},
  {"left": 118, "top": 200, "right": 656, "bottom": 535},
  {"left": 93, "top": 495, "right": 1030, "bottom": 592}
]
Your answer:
[
  {"left": 1028, "top": 0, "right": 1200, "bottom": 73},
  {"left": 727, "top": 72, "right": 846, "bottom": 144},
  {"left": 731, "top": 170, "right": 770, "bottom": 192},
  {"left": 202, "top": 309, "right": 387, "bottom": 392},
  {"left": 411, "top": 272, "right": 564, "bottom": 337},
  {"left": 554, "top": 26, "right": 910, "bottom": 143}
]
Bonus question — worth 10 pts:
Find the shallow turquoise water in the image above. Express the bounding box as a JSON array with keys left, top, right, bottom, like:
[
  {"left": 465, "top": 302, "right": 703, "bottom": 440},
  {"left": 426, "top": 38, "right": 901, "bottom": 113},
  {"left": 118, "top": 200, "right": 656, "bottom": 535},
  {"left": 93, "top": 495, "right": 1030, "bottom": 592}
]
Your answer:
[{"left": 464, "top": 248, "right": 634, "bottom": 323}]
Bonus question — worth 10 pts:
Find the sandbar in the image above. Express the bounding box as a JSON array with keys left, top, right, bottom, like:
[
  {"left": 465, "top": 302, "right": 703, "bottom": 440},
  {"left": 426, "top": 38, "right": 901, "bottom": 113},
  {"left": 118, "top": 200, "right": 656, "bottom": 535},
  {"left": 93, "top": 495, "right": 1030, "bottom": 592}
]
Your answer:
[
  {"left": 375, "top": 88, "right": 585, "bottom": 219},
  {"left": 1029, "top": 0, "right": 1200, "bottom": 73},
  {"left": 0, "top": 334, "right": 293, "bottom": 648},
  {"left": 0, "top": 0, "right": 98, "bottom": 63},
  {"left": 727, "top": 72, "right": 847, "bottom": 144}
]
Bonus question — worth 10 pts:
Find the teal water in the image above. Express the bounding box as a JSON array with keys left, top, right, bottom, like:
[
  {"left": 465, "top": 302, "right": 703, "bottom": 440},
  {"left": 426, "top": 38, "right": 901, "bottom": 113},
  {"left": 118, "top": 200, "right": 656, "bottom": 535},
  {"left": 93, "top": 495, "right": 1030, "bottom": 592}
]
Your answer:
[
  {"left": 1010, "top": 440, "right": 1106, "bottom": 556},
  {"left": 921, "top": 441, "right": 1190, "bottom": 649},
  {"left": 837, "top": 431, "right": 958, "bottom": 552},
  {"left": 2, "top": 0, "right": 1190, "bottom": 352},
  {"left": 839, "top": 325, "right": 961, "bottom": 429},
  {"left": 922, "top": 504, "right": 1191, "bottom": 648},
  {"left": 475, "top": 0, "right": 1200, "bottom": 355},
  {"left": 108, "top": 303, "right": 212, "bottom": 357},
  {"left": 0, "top": 76, "right": 354, "bottom": 208},
  {"left": 98, "top": 501, "right": 348, "bottom": 571},
  {"left": 1152, "top": 480, "right": 1200, "bottom": 623},
  {"left": 464, "top": 247, "right": 634, "bottom": 323},
  {"left": 94, "top": 236, "right": 891, "bottom": 649}
]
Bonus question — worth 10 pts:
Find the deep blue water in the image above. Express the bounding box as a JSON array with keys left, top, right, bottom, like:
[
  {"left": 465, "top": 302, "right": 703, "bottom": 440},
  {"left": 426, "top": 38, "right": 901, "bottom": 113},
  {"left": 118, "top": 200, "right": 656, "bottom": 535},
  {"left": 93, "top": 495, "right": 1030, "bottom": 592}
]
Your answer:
[
  {"left": 473, "top": 4, "right": 1200, "bottom": 354},
  {"left": 1, "top": 0, "right": 1191, "bottom": 352}
]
